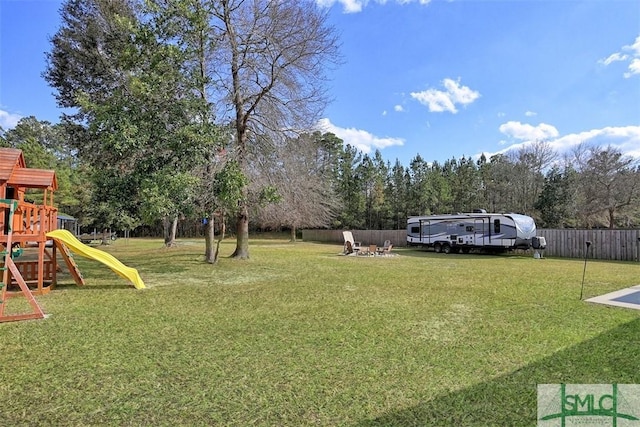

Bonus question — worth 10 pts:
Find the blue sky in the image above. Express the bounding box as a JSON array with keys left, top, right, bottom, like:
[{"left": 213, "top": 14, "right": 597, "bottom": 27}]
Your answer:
[{"left": 1, "top": 0, "right": 639, "bottom": 166}]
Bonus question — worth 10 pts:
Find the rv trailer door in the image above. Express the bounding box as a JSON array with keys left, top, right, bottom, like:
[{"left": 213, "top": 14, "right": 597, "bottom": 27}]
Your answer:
[{"left": 474, "top": 219, "right": 485, "bottom": 246}]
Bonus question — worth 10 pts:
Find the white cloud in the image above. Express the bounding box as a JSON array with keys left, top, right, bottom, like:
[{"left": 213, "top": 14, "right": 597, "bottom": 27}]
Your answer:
[
  {"left": 316, "top": 0, "right": 431, "bottom": 14},
  {"left": 317, "top": 118, "right": 404, "bottom": 153},
  {"left": 499, "top": 121, "right": 559, "bottom": 141},
  {"left": 315, "top": 0, "right": 364, "bottom": 13},
  {"left": 624, "top": 58, "right": 640, "bottom": 79},
  {"left": 394, "top": 104, "right": 404, "bottom": 112},
  {"left": 599, "top": 52, "right": 629, "bottom": 66},
  {"left": 627, "top": 35, "right": 640, "bottom": 55},
  {"left": 525, "top": 111, "right": 537, "bottom": 117},
  {"left": 547, "top": 126, "right": 640, "bottom": 158},
  {"left": 410, "top": 78, "right": 480, "bottom": 114},
  {"left": 397, "top": 0, "right": 432, "bottom": 4},
  {"left": 0, "top": 110, "right": 22, "bottom": 129},
  {"left": 600, "top": 34, "right": 640, "bottom": 78},
  {"left": 483, "top": 126, "right": 640, "bottom": 161}
]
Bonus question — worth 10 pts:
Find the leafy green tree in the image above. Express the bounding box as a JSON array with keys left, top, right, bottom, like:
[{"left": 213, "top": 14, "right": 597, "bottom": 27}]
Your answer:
[
  {"left": 478, "top": 154, "right": 516, "bottom": 213},
  {"left": 386, "top": 159, "right": 408, "bottom": 230},
  {"left": 407, "top": 154, "right": 432, "bottom": 216},
  {"left": 204, "top": 160, "right": 247, "bottom": 262},
  {"left": 335, "top": 145, "right": 365, "bottom": 229},
  {"left": 45, "top": 0, "right": 219, "bottom": 246},
  {"left": 357, "top": 154, "right": 376, "bottom": 228},
  {"left": 140, "top": 0, "right": 222, "bottom": 247},
  {"left": 450, "top": 156, "right": 481, "bottom": 212},
  {"left": 140, "top": 172, "right": 200, "bottom": 246},
  {"left": 431, "top": 160, "right": 453, "bottom": 214},
  {"left": 370, "top": 150, "right": 391, "bottom": 229},
  {"left": 45, "top": 0, "right": 155, "bottom": 230},
  {"left": 315, "top": 132, "right": 343, "bottom": 181},
  {"left": 1, "top": 117, "right": 91, "bottom": 222},
  {"left": 88, "top": 170, "right": 140, "bottom": 233},
  {"left": 534, "top": 166, "right": 576, "bottom": 228}
]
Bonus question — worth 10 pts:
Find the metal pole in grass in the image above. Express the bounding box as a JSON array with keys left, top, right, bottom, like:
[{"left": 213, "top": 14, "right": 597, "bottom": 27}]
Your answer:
[{"left": 580, "top": 241, "right": 592, "bottom": 300}]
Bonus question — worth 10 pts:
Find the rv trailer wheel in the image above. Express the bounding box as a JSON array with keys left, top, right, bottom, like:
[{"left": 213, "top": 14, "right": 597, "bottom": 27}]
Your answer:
[
  {"left": 442, "top": 244, "right": 451, "bottom": 254},
  {"left": 461, "top": 247, "right": 471, "bottom": 254},
  {"left": 434, "top": 242, "right": 442, "bottom": 253}
]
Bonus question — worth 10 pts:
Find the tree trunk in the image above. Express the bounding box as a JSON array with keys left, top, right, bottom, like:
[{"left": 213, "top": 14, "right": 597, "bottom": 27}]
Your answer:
[
  {"left": 213, "top": 220, "right": 225, "bottom": 264},
  {"left": 609, "top": 207, "right": 615, "bottom": 229},
  {"left": 164, "top": 216, "right": 178, "bottom": 247},
  {"left": 204, "top": 216, "right": 215, "bottom": 263},
  {"left": 290, "top": 226, "right": 296, "bottom": 243},
  {"left": 231, "top": 203, "right": 249, "bottom": 259},
  {"left": 163, "top": 217, "right": 170, "bottom": 244},
  {"left": 171, "top": 217, "right": 178, "bottom": 242}
]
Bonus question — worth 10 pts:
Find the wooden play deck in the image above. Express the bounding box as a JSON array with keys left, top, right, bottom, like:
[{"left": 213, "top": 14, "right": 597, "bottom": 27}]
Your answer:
[{"left": 0, "top": 148, "right": 82, "bottom": 322}]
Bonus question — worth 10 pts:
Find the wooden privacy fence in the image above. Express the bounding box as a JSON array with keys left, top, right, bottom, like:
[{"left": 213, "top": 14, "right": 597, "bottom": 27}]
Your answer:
[
  {"left": 538, "top": 229, "right": 640, "bottom": 261},
  {"left": 302, "top": 229, "right": 640, "bottom": 261}
]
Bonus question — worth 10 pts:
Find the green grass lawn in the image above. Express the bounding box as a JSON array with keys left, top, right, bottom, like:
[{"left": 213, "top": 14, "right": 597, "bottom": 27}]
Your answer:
[{"left": 2, "top": 237, "right": 639, "bottom": 426}]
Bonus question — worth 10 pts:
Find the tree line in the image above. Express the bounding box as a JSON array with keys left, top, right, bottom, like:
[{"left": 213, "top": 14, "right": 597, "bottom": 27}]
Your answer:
[
  {"left": 2, "top": 117, "right": 639, "bottom": 240},
  {"left": 271, "top": 135, "right": 640, "bottom": 232},
  {"left": 322, "top": 140, "right": 640, "bottom": 231}
]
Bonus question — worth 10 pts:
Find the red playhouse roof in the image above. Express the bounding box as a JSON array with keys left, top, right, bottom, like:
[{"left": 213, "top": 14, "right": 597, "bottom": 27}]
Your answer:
[{"left": 0, "top": 148, "right": 57, "bottom": 190}]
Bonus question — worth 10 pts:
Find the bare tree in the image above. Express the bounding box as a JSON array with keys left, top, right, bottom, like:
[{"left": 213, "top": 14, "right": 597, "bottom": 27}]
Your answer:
[
  {"left": 578, "top": 145, "right": 640, "bottom": 228},
  {"left": 210, "top": 0, "right": 341, "bottom": 258},
  {"left": 508, "top": 140, "right": 557, "bottom": 214},
  {"left": 567, "top": 142, "right": 591, "bottom": 171},
  {"left": 252, "top": 133, "right": 340, "bottom": 241}
]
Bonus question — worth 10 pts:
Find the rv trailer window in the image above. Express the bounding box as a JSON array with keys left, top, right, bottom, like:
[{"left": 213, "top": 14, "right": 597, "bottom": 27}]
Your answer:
[
  {"left": 494, "top": 219, "right": 501, "bottom": 233},
  {"left": 466, "top": 226, "right": 474, "bottom": 232},
  {"left": 411, "top": 226, "right": 419, "bottom": 234}
]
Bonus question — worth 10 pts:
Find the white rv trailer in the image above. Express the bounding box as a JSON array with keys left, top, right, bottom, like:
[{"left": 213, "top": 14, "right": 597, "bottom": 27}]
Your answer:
[{"left": 407, "top": 212, "right": 540, "bottom": 253}]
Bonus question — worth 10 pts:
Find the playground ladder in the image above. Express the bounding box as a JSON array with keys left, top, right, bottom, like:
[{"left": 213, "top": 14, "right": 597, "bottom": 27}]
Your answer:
[
  {"left": 0, "top": 199, "right": 46, "bottom": 322},
  {"left": 55, "top": 240, "right": 85, "bottom": 286}
]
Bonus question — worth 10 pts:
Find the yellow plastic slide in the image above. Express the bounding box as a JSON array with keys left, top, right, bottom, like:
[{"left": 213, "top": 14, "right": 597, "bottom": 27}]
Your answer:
[{"left": 46, "top": 229, "right": 145, "bottom": 289}]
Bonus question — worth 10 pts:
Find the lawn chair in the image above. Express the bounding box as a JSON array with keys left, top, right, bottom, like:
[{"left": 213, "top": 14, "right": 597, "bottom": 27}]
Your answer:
[
  {"left": 367, "top": 244, "right": 377, "bottom": 256},
  {"left": 378, "top": 240, "right": 393, "bottom": 256},
  {"left": 342, "top": 231, "right": 361, "bottom": 254},
  {"left": 375, "top": 240, "right": 391, "bottom": 254}
]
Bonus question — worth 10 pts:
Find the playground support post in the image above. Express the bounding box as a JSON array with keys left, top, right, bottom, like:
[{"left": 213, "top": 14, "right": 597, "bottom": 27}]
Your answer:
[{"left": 580, "top": 241, "right": 592, "bottom": 300}]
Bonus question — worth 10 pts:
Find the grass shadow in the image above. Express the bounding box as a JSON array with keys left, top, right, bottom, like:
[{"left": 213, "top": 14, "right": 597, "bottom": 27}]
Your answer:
[{"left": 357, "top": 317, "right": 640, "bottom": 426}]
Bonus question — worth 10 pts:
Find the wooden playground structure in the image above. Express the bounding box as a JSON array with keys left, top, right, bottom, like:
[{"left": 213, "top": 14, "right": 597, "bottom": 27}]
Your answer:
[{"left": 0, "top": 148, "right": 84, "bottom": 322}]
